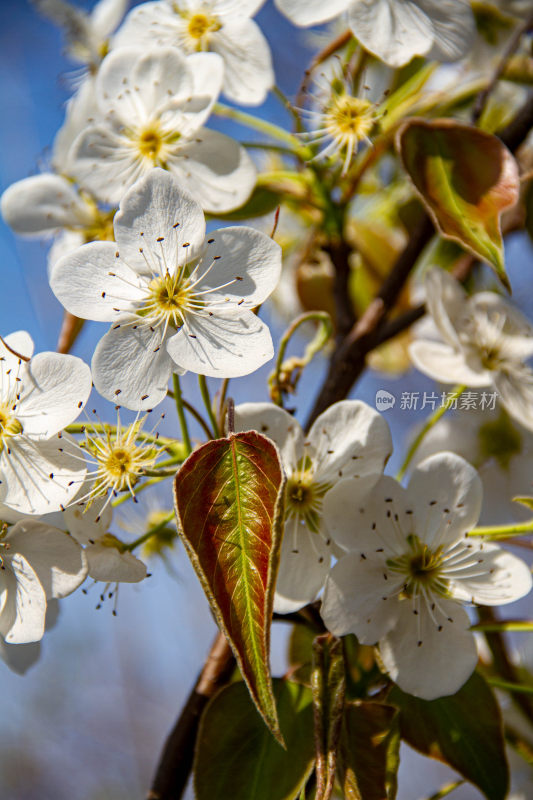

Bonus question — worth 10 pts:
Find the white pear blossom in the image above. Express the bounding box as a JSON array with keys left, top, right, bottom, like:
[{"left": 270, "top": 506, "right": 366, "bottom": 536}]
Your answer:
[
  {"left": 321, "top": 452, "right": 532, "bottom": 699},
  {"left": 275, "top": 0, "right": 475, "bottom": 68},
  {"left": 113, "top": 0, "right": 274, "bottom": 106},
  {"left": 0, "top": 332, "right": 92, "bottom": 515},
  {"left": 235, "top": 400, "right": 392, "bottom": 613},
  {"left": 50, "top": 168, "right": 281, "bottom": 410},
  {"left": 66, "top": 46, "right": 256, "bottom": 213},
  {"left": 410, "top": 268, "right": 533, "bottom": 433},
  {"left": 0, "top": 516, "right": 87, "bottom": 645},
  {"left": 33, "top": 0, "right": 128, "bottom": 72}
]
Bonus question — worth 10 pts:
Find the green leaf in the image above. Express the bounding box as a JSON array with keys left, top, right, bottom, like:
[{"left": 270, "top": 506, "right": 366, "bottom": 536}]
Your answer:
[
  {"left": 174, "top": 431, "right": 286, "bottom": 741},
  {"left": 210, "top": 186, "right": 282, "bottom": 221},
  {"left": 288, "top": 623, "right": 315, "bottom": 686},
  {"left": 312, "top": 634, "right": 346, "bottom": 800},
  {"left": 338, "top": 702, "right": 400, "bottom": 800},
  {"left": 397, "top": 119, "right": 520, "bottom": 288},
  {"left": 194, "top": 679, "right": 315, "bottom": 800},
  {"left": 389, "top": 672, "right": 509, "bottom": 800}
]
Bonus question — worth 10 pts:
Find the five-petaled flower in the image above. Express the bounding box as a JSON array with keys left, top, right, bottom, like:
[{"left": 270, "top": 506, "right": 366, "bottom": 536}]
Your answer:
[
  {"left": 235, "top": 400, "right": 392, "bottom": 613},
  {"left": 50, "top": 168, "right": 282, "bottom": 410},
  {"left": 66, "top": 46, "right": 256, "bottom": 213},
  {"left": 410, "top": 267, "right": 533, "bottom": 433},
  {"left": 321, "top": 452, "right": 532, "bottom": 699}
]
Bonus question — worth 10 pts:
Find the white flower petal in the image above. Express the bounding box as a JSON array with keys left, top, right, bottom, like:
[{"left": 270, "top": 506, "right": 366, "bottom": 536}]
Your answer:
[
  {"left": 234, "top": 402, "right": 305, "bottom": 471},
  {"left": 69, "top": 124, "right": 146, "bottom": 205},
  {"left": 47, "top": 231, "right": 85, "bottom": 276},
  {"left": 450, "top": 541, "right": 532, "bottom": 606},
  {"left": 494, "top": 368, "right": 533, "bottom": 434},
  {"left": 91, "top": 0, "right": 127, "bottom": 36},
  {"left": 97, "top": 46, "right": 193, "bottom": 123},
  {"left": 424, "top": 267, "right": 468, "bottom": 349},
  {"left": 409, "top": 340, "right": 493, "bottom": 386},
  {"left": 195, "top": 226, "right": 281, "bottom": 307},
  {"left": 421, "top": 0, "right": 475, "bottom": 62},
  {"left": 92, "top": 321, "right": 175, "bottom": 410},
  {"left": 7, "top": 520, "right": 87, "bottom": 599},
  {"left": 0, "top": 435, "right": 87, "bottom": 515},
  {"left": 321, "top": 552, "right": 402, "bottom": 642},
  {"left": 348, "top": 0, "right": 433, "bottom": 67},
  {"left": 63, "top": 497, "right": 113, "bottom": 545},
  {"left": 210, "top": 19, "right": 273, "bottom": 105},
  {"left": 3, "top": 331, "right": 34, "bottom": 361},
  {"left": 470, "top": 292, "right": 533, "bottom": 361},
  {"left": 167, "top": 128, "right": 256, "bottom": 214},
  {"left": 180, "top": 52, "right": 224, "bottom": 127},
  {"left": 275, "top": 0, "right": 351, "bottom": 26},
  {"left": 19, "top": 352, "right": 91, "bottom": 438},
  {"left": 407, "top": 452, "right": 482, "bottom": 549},
  {"left": 274, "top": 528, "right": 330, "bottom": 613},
  {"left": 113, "top": 168, "right": 206, "bottom": 275},
  {"left": 53, "top": 77, "right": 100, "bottom": 173},
  {"left": 0, "top": 554, "right": 47, "bottom": 644},
  {"left": 166, "top": 309, "right": 273, "bottom": 378},
  {"left": 50, "top": 240, "right": 145, "bottom": 321},
  {"left": 308, "top": 400, "right": 392, "bottom": 485},
  {"left": 323, "top": 475, "right": 410, "bottom": 555},
  {"left": 1, "top": 174, "right": 91, "bottom": 236},
  {"left": 86, "top": 544, "right": 147, "bottom": 583},
  {"left": 379, "top": 599, "right": 478, "bottom": 699}
]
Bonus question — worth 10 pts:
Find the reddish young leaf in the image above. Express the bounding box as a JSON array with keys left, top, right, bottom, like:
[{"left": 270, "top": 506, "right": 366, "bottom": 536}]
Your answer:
[
  {"left": 397, "top": 118, "right": 519, "bottom": 289},
  {"left": 174, "top": 431, "right": 285, "bottom": 741}
]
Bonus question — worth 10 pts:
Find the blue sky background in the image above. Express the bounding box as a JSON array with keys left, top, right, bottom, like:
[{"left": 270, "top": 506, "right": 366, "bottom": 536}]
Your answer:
[{"left": 0, "top": 1, "right": 532, "bottom": 798}]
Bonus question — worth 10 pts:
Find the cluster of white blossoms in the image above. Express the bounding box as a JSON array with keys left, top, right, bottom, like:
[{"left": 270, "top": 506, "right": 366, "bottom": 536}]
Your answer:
[{"left": 0, "top": 0, "right": 532, "bottom": 717}]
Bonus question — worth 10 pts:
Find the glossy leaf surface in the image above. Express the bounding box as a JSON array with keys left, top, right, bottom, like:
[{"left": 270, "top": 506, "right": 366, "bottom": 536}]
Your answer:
[
  {"left": 397, "top": 119, "right": 519, "bottom": 288},
  {"left": 194, "top": 679, "right": 314, "bottom": 800},
  {"left": 389, "top": 672, "right": 508, "bottom": 800},
  {"left": 174, "top": 431, "right": 285, "bottom": 740}
]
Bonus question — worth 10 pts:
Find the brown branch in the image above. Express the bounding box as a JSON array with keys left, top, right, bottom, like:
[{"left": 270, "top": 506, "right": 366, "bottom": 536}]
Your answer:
[
  {"left": 148, "top": 632, "right": 235, "bottom": 800},
  {"left": 57, "top": 311, "right": 84, "bottom": 354},
  {"left": 305, "top": 215, "right": 434, "bottom": 427},
  {"left": 325, "top": 238, "right": 356, "bottom": 340}
]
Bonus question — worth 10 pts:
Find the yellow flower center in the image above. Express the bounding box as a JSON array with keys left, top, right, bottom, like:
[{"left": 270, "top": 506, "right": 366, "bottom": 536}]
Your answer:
[
  {"left": 131, "top": 123, "right": 181, "bottom": 167},
  {"left": 0, "top": 404, "right": 23, "bottom": 454},
  {"left": 326, "top": 95, "right": 375, "bottom": 142},
  {"left": 285, "top": 461, "right": 330, "bottom": 535},
  {"left": 144, "top": 271, "right": 195, "bottom": 329},
  {"left": 388, "top": 535, "right": 449, "bottom": 598},
  {"left": 187, "top": 12, "right": 220, "bottom": 40},
  {"left": 82, "top": 207, "right": 115, "bottom": 244}
]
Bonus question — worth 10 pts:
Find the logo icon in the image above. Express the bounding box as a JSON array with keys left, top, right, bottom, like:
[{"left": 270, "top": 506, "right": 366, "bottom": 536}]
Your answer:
[{"left": 375, "top": 390, "right": 396, "bottom": 411}]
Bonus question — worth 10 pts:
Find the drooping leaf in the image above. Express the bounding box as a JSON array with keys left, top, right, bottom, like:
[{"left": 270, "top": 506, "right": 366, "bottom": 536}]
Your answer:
[
  {"left": 194, "top": 679, "right": 315, "bottom": 800},
  {"left": 312, "top": 634, "right": 346, "bottom": 800},
  {"left": 174, "top": 431, "right": 285, "bottom": 741},
  {"left": 389, "top": 672, "right": 508, "bottom": 800},
  {"left": 397, "top": 119, "right": 520, "bottom": 288},
  {"left": 338, "top": 701, "right": 400, "bottom": 800}
]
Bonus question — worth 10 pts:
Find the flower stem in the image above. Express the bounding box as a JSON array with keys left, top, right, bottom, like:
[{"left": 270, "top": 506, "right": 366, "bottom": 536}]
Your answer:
[
  {"left": 469, "top": 519, "right": 533, "bottom": 538},
  {"left": 124, "top": 511, "right": 175, "bottom": 552},
  {"left": 173, "top": 374, "right": 192, "bottom": 457},
  {"left": 396, "top": 385, "right": 466, "bottom": 481},
  {"left": 198, "top": 375, "right": 221, "bottom": 439},
  {"left": 214, "top": 102, "right": 310, "bottom": 158}
]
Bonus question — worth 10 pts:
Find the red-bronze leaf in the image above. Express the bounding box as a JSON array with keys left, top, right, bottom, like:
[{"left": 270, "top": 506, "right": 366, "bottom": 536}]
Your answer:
[{"left": 174, "top": 431, "right": 285, "bottom": 741}]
